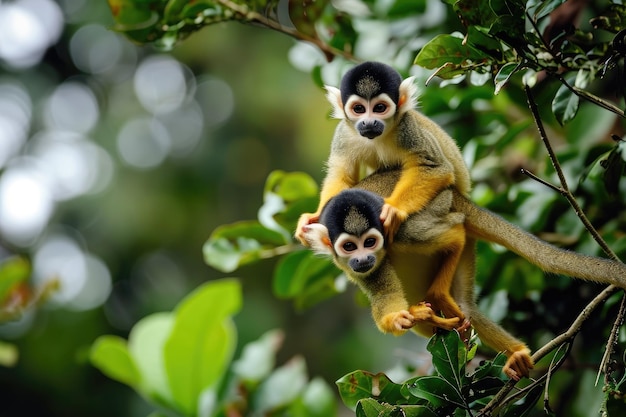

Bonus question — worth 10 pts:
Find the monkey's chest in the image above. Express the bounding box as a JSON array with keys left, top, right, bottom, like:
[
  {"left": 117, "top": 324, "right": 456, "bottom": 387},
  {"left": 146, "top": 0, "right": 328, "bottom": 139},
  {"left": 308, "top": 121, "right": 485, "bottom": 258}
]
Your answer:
[
  {"left": 351, "top": 140, "right": 408, "bottom": 170},
  {"left": 387, "top": 250, "right": 440, "bottom": 304}
]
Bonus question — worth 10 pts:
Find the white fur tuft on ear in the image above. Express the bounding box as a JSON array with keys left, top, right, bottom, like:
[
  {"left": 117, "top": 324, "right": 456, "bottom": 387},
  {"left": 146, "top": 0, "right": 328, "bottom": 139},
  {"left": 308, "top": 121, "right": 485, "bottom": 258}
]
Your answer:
[
  {"left": 302, "top": 223, "right": 334, "bottom": 255},
  {"left": 324, "top": 85, "right": 345, "bottom": 119},
  {"left": 398, "top": 76, "right": 419, "bottom": 114}
]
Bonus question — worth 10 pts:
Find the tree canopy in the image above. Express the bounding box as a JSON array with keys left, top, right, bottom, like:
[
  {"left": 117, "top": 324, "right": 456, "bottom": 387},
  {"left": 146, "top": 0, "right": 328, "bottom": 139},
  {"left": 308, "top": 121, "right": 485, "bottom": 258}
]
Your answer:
[{"left": 1, "top": 0, "right": 626, "bottom": 416}]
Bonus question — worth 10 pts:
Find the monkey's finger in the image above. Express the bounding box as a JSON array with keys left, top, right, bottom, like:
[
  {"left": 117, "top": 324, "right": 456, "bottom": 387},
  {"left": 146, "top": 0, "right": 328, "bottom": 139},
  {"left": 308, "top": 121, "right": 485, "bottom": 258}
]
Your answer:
[
  {"left": 429, "top": 316, "right": 461, "bottom": 331},
  {"left": 503, "top": 351, "right": 534, "bottom": 381}
]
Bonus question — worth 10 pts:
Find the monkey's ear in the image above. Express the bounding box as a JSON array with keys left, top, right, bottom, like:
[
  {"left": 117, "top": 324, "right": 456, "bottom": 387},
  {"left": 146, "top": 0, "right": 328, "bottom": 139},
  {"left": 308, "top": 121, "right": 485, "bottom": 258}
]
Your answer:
[
  {"left": 398, "top": 76, "right": 418, "bottom": 114},
  {"left": 324, "top": 86, "right": 344, "bottom": 119},
  {"left": 302, "top": 223, "right": 334, "bottom": 255}
]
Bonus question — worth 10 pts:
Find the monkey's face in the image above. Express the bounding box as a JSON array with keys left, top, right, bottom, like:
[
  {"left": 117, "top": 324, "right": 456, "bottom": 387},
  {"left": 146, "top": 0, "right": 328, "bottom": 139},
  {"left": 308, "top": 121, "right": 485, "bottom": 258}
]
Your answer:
[
  {"left": 333, "top": 229, "right": 385, "bottom": 275},
  {"left": 344, "top": 93, "right": 397, "bottom": 140}
]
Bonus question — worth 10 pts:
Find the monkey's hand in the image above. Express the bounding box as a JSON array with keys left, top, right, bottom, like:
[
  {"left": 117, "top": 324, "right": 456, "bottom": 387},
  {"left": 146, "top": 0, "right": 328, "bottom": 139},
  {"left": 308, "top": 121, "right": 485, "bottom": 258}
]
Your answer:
[
  {"left": 379, "top": 310, "right": 416, "bottom": 335},
  {"left": 380, "top": 203, "right": 408, "bottom": 244},
  {"left": 295, "top": 212, "right": 320, "bottom": 246},
  {"left": 502, "top": 346, "right": 534, "bottom": 381},
  {"left": 409, "top": 303, "right": 460, "bottom": 331}
]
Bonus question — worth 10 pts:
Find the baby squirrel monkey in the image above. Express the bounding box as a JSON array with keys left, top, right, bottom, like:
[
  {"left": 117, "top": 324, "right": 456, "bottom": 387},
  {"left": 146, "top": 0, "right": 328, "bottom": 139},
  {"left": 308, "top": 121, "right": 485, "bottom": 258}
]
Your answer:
[
  {"left": 296, "top": 61, "right": 470, "bottom": 323},
  {"left": 303, "top": 169, "right": 626, "bottom": 381}
]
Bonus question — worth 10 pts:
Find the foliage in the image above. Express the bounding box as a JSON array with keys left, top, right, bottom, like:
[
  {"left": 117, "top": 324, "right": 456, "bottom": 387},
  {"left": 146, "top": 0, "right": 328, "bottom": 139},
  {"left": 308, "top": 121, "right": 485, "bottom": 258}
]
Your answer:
[
  {"left": 104, "top": 0, "right": 626, "bottom": 415},
  {"left": 335, "top": 330, "right": 545, "bottom": 417},
  {"left": 3, "top": 0, "right": 625, "bottom": 415},
  {"left": 90, "top": 279, "right": 336, "bottom": 417}
]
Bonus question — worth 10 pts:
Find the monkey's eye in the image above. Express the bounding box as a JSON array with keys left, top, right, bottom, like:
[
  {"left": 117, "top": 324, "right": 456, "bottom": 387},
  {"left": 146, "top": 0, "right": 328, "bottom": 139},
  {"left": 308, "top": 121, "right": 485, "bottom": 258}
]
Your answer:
[
  {"left": 352, "top": 104, "right": 366, "bottom": 114},
  {"left": 373, "top": 103, "right": 387, "bottom": 113},
  {"left": 364, "top": 238, "right": 377, "bottom": 248},
  {"left": 342, "top": 242, "right": 357, "bottom": 252}
]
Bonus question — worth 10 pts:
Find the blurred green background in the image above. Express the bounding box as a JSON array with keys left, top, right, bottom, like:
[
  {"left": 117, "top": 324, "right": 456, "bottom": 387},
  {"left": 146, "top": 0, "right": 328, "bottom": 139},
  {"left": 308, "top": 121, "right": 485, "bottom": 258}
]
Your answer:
[
  {"left": 0, "top": 2, "right": 418, "bottom": 415},
  {"left": 1, "top": 0, "right": 625, "bottom": 415}
]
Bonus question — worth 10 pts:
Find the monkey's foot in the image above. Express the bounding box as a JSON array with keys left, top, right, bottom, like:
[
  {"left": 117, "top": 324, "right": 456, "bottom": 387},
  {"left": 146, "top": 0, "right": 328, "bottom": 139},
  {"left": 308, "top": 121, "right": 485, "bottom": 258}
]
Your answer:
[
  {"left": 379, "top": 203, "right": 408, "bottom": 243},
  {"left": 503, "top": 347, "right": 534, "bottom": 381},
  {"left": 408, "top": 303, "right": 460, "bottom": 331}
]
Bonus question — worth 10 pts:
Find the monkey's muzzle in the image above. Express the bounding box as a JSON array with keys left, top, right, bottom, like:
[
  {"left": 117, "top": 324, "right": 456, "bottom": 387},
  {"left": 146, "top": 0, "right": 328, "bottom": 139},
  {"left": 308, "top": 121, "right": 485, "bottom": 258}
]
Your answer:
[
  {"left": 349, "top": 255, "right": 376, "bottom": 273},
  {"left": 357, "top": 120, "right": 384, "bottom": 139}
]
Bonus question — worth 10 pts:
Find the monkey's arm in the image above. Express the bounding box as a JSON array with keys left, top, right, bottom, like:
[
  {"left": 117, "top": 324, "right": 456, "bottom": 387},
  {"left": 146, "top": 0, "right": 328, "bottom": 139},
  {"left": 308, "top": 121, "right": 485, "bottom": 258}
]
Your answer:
[
  {"left": 364, "top": 261, "right": 461, "bottom": 335},
  {"left": 295, "top": 151, "right": 359, "bottom": 245},
  {"left": 381, "top": 113, "right": 458, "bottom": 241}
]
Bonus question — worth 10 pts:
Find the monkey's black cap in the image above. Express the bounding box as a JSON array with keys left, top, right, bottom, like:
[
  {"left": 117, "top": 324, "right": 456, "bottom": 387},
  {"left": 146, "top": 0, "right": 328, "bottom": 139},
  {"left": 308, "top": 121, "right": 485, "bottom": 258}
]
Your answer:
[
  {"left": 340, "top": 61, "right": 402, "bottom": 105},
  {"left": 320, "top": 189, "right": 385, "bottom": 243}
]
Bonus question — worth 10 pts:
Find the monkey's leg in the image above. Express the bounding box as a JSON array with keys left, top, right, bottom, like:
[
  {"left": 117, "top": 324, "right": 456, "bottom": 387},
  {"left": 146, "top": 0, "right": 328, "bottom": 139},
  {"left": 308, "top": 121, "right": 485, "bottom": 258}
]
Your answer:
[
  {"left": 365, "top": 260, "right": 459, "bottom": 335},
  {"left": 470, "top": 309, "right": 533, "bottom": 381},
  {"left": 423, "top": 223, "right": 466, "bottom": 321},
  {"left": 382, "top": 162, "right": 454, "bottom": 241}
]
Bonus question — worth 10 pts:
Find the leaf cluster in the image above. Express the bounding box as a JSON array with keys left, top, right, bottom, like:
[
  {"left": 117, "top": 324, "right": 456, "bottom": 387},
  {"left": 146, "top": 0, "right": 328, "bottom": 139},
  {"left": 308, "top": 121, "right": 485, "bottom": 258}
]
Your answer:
[
  {"left": 337, "top": 330, "right": 542, "bottom": 417},
  {"left": 90, "top": 279, "right": 336, "bottom": 417}
]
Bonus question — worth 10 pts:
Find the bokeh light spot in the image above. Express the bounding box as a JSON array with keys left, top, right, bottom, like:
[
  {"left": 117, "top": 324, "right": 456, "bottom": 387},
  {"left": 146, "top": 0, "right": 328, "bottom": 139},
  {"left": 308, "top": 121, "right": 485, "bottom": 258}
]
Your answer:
[
  {"left": 0, "top": 0, "right": 63, "bottom": 68},
  {"left": 117, "top": 117, "right": 171, "bottom": 169},
  {"left": 134, "top": 55, "right": 191, "bottom": 114},
  {"left": 33, "top": 234, "right": 112, "bottom": 311},
  {"left": 44, "top": 81, "right": 99, "bottom": 133},
  {"left": 195, "top": 76, "right": 235, "bottom": 127},
  {"left": 0, "top": 81, "right": 31, "bottom": 168},
  {"left": 0, "top": 161, "right": 54, "bottom": 246}
]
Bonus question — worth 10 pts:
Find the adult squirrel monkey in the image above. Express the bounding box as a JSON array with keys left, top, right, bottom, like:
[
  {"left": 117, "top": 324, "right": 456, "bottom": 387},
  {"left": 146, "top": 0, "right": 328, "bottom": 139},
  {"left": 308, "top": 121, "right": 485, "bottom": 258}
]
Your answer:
[
  {"left": 296, "top": 61, "right": 470, "bottom": 323},
  {"left": 303, "top": 169, "right": 626, "bottom": 381}
]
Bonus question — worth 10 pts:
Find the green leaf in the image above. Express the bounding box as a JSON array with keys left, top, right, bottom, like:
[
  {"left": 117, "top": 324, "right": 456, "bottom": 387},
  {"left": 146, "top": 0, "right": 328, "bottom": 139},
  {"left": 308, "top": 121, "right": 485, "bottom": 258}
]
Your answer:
[
  {"left": 264, "top": 170, "right": 319, "bottom": 203},
  {"left": 416, "top": 34, "right": 484, "bottom": 70},
  {"left": 0, "top": 257, "right": 30, "bottom": 302},
  {"left": 164, "top": 279, "right": 242, "bottom": 416},
  {"left": 494, "top": 62, "right": 520, "bottom": 94},
  {"left": 0, "top": 341, "right": 18, "bottom": 367},
  {"left": 232, "top": 329, "right": 284, "bottom": 384},
  {"left": 356, "top": 399, "right": 438, "bottom": 417},
  {"left": 90, "top": 335, "right": 141, "bottom": 389},
  {"left": 404, "top": 376, "right": 465, "bottom": 408},
  {"left": 336, "top": 370, "right": 406, "bottom": 410},
  {"left": 387, "top": 0, "right": 426, "bottom": 18},
  {"left": 128, "top": 312, "right": 176, "bottom": 405},
  {"left": 290, "top": 377, "right": 338, "bottom": 417},
  {"left": 252, "top": 356, "right": 309, "bottom": 413},
  {"left": 427, "top": 331, "right": 465, "bottom": 388},
  {"left": 355, "top": 399, "right": 395, "bottom": 417},
  {"left": 203, "top": 221, "right": 287, "bottom": 273},
  {"left": 262, "top": 170, "right": 319, "bottom": 234},
  {"left": 552, "top": 79, "right": 580, "bottom": 125},
  {"left": 454, "top": 0, "right": 496, "bottom": 27},
  {"left": 273, "top": 250, "right": 341, "bottom": 309},
  {"left": 529, "top": 0, "right": 566, "bottom": 20}
]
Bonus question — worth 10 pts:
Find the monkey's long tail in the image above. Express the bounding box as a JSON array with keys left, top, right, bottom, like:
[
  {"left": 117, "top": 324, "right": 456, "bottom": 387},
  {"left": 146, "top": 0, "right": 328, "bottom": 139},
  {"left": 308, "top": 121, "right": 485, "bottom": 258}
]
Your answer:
[{"left": 454, "top": 193, "right": 626, "bottom": 289}]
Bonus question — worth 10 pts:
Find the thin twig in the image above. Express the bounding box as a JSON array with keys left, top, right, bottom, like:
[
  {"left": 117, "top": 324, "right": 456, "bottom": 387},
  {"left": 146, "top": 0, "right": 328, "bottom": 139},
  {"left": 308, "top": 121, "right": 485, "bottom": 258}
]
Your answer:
[
  {"left": 524, "top": 85, "right": 619, "bottom": 261},
  {"left": 214, "top": 0, "right": 357, "bottom": 62},
  {"left": 525, "top": 84, "right": 625, "bottom": 400},
  {"left": 481, "top": 86, "right": 625, "bottom": 415},
  {"left": 479, "top": 285, "right": 619, "bottom": 416}
]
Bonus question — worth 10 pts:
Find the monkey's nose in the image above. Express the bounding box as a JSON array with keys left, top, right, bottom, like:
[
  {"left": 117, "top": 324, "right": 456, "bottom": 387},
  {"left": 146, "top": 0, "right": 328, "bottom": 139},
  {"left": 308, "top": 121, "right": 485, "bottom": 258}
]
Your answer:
[
  {"left": 357, "top": 121, "right": 384, "bottom": 139},
  {"left": 350, "top": 256, "right": 375, "bottom": 273}
]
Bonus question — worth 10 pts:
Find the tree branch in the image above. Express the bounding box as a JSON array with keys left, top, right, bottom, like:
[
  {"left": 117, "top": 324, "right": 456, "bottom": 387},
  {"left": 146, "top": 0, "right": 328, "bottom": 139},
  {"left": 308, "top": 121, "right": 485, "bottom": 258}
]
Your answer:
[
  {"left": 480, "top": 85, "right": 625, "bottom": 415},
  {"left": 214, "top": 0, "right": 357, "bottom": 62}
]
